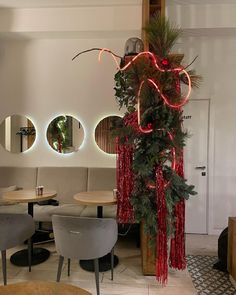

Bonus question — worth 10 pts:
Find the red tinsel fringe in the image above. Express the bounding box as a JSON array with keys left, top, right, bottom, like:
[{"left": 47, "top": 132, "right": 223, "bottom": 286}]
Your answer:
[
  {"left": 169, "top": 74, "right": 186, "bottom": 270},
  {"left": 116, "top": 138, "right": 135, "bottom": 224},
  {"left": 169, "top": 153, "right": 186, "bottom": 270},
  {"left": 156, "top": 166, "right": 168, "bottom": 285},
  {"left": 124, "top": 111, "right": 140, "bottom": 134}
]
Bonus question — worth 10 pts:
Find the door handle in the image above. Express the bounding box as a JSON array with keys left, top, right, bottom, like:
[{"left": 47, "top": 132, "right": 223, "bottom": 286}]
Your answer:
[{"left": 195, "top": 166, "right": 206, "bottom": 170}]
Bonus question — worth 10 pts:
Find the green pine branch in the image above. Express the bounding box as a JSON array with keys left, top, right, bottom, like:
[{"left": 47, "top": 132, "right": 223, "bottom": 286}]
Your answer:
[{"left": 144, "top": 12, "right": 182, "bottom": 57}]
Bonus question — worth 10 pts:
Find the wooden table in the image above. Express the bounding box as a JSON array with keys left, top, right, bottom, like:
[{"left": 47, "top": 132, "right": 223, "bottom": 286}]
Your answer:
[
  {"left": 74, "top": 190, "right": 117, "bottom": 218},
  {"left": 0, "top": 281, "right": 92, "bottom": 295},
  {"left": 3, "top": 190, "right": 57, "bottom": 215},
  {"left": 3, "top": 189, "right": 57, "bottom": 267},
  {"left": 74, "top": 190, "right": 118, "bottom": 271}
]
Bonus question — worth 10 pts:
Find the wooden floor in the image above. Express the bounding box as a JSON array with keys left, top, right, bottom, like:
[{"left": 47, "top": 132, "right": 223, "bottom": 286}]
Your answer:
[{"left": 0, "top": 234, "right": 218, "bottom": 294}]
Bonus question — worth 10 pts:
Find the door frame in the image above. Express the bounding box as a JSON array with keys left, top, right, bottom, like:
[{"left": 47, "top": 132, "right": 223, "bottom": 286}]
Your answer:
[
  {"left": 207, "top": 98, "right": 220, "bottom": 235},
  {"left": 185, "top": 98, "right": 211, "bottom": 234},
  {"left": 189, "top": 98, "right": 220, "bottom": 235}
]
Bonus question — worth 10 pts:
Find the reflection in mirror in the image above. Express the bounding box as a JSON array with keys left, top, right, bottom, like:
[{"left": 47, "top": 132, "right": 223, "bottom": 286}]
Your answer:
[
  {"left": 95, "top": 116, "right": 122, "bottom": 154},
  {"left": 47, "top": 115, "right": 84, "bottom": 154},
  {"left": 0, "top": 115, "right": 36, "bottom": 153}
]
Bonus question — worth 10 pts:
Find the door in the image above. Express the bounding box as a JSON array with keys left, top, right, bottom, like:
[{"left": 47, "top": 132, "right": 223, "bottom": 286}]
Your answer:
[{"left": 183, "top": 99, "right": 209, "bottom": 234}]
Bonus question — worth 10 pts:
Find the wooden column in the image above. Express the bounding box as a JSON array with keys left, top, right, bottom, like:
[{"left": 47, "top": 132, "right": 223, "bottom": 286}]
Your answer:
[
  {"left": 142, "top": 0, "right": 165, "bottom": 50},
  {"left": 228, "top": 217, "right": 236, "bottom": 284},
  {"left": 140, "top": 0, "right": 165, "bottom": 276},
  {"left": 141, "top": 222, "right": 156, "bottom": 275}
]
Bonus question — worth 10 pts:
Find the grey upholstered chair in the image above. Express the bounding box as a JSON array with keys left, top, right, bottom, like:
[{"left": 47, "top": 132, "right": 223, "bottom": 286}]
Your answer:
[
  {"left": 52, "top": 215, "right": 118, "bottom": 295},
  {"left": 0, "top": 213, "right": 35, "bottom": 285}
]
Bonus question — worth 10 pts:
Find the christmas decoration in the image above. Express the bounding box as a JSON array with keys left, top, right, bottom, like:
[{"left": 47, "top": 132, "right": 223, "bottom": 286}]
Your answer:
[
  {"left": 72, "top": 13, "right": 201, "bottom": 285},
  {"left": 111, "top": 14, "right": 200, "bottom": 284}
]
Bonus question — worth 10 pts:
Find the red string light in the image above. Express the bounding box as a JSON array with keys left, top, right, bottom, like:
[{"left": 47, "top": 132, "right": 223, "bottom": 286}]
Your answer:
[
  {"left": 99, "top": 49, "right": 183, "bottom": 73},
  {"left": 147, "top": 78, "right": 190, "bottom": 109},
  {"left": 99, "top": 49, "right": 192, "bottom": 109}
]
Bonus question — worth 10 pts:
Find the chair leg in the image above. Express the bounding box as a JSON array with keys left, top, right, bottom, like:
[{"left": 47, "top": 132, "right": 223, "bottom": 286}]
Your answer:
[
  {"left": 111, "top": 247, "right": 114, "bottom": 281},
  {"left": 56, "top": 255, "right": 64, "bottom": 282},
  {"left": 94, "top": 258, "right": 100, "bottom": 295},
  {"left": 28, "top": 238, "right": 32, "bottom": 272},
  {"left": 38, "top": 222, "right": 43, "bottom": 230},
  {"left": 1, "top": 250, "right": 7, "bottom": 285},
  {"left": 68, "top": 258, "right": 71, "bottom": 276}
]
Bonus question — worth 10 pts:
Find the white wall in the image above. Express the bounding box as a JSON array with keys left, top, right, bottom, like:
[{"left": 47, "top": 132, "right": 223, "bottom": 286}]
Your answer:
[
  {"left": 167, "top": 3, "right": 236, "bottom": 29},
  {"left": 167, "top": 3, "right": 236, "bottom": 233},
  {"left": 0, "top": 2, "right": 142, "bottom": 168},
  {"left": 0, "top": 5, "right": 141, "bottom": 36},
  {"left": 2, "top": 1, "right": 234, "bottom": 233}
]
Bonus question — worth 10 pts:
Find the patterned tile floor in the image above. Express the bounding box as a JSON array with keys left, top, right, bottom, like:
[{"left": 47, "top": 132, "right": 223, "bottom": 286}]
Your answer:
[{"left": 187, "top": 255, "right": 236, "bottom": 295}]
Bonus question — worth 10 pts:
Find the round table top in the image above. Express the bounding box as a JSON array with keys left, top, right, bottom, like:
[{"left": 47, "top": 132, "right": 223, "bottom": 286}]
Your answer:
[
  {"left": 74, "top": 190, "right": 117, "bottom": 206},
  {"left": 2, "top": 189, "right": 57, "bottom": 203},
  {"left": 0, "top": 281, "right": 92, "bottom": 295}
]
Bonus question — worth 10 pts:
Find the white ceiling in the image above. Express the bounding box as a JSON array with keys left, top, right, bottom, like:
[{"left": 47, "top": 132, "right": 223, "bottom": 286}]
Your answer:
[{"left": 0, "top": 0, "right": 141, "bottom": 8}]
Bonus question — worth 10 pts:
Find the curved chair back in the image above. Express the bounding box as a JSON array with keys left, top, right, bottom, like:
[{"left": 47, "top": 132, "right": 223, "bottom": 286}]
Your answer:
[
  {"left": 0, "top": 213, "right": 35, "bottom": 251},
  {"left": 52, "top": 215, "right": 118, "bottom": 260},
  {"left": 0, "top": 213, "right": 35, "bottom": 285}
]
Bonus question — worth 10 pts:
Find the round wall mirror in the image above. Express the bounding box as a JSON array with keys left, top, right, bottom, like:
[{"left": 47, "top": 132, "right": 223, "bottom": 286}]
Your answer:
[
  {"left": 47, "top": 115, "right": 84, "bottom": 154},
  {"left": 95, "top": 116, "right": 122, "bottom": 154},
  {"left": 0, "top": 114, "right": 36, "bottom": 153}
]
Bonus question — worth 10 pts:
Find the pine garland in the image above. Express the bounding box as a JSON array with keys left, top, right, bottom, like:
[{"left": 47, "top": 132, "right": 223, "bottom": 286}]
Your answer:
[{"left": 113, "top": 14, "right": 200, "bottom": 280}]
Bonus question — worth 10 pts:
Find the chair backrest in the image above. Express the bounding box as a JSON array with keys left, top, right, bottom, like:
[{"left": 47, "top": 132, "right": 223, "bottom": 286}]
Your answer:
[
  {"left": 52, "top": 215, "right": 118, "bottom": 260},
  {"left": 0, "top": 213, "right": 35, "bottom": 251}
]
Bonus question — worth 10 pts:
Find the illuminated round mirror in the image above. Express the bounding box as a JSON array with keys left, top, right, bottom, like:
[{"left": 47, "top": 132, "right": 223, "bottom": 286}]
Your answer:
[
  {"left": 95, "top": 116, "right": 122, "bottom": 154},
  {"left": 0, "top": 114, "right": 36, "bottom": 153},
  {"left": 47, "top": 115, "right": 84, "bottom": 154}
]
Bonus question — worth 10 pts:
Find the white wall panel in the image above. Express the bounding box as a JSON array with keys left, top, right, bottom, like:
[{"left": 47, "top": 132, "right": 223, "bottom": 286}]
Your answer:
[{"left": 167, "top": 4, "right": 236, "bottom": 233}]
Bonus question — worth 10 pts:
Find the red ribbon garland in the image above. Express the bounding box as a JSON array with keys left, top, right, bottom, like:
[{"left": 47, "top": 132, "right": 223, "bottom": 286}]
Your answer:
[
  {"left": 156, "top": 166, "right": 168, "bottom": 285},
  {"left": 169, "top": 73, "right": 186, "bottom": 270},
  {"left": 116, "top": 112, "right": 140, "bottom": 223},
  {"left": 169, "top": 153, "right": 186, "bottom": 270},
  {"left": 123, "top": 111, "right": 140, "bottom": 134},
  {"left": 116, "top": 138, "right": 135, "bottom": 224}
]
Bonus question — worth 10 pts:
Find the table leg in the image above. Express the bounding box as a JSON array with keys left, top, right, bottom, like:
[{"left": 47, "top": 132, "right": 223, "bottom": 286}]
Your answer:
[
  {"left": 97, "top": 206, "right": 103, "bottom": 218},
  {"left": 28, "top": 202, "right": 34, "bottom": 217},
  {"left": 10, "top": 202, "right": 51, "bottom": 267}
]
